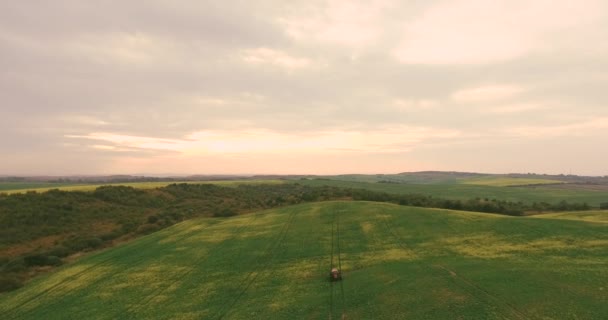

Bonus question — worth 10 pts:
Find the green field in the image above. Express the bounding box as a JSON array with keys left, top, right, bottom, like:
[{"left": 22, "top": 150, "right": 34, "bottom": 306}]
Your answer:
[
  {"left": 461, "top": 177, "right": 563, "bottom": 187},
  {"left": 0, "top": 180, "right": 285, "bottom": 195},
  {"left": 0, "top": 182, "right": 76, "bottom": 192},
  {"left": 296, "top": 179, "right": 608, "bottom": 206},
  {"left": 533, "top": 210, "right": 608, "bottom": 224},
  {"left": 321, "top": 173, "right": 566, "bottom": 186},
  {"left": 2, "top": 201, "right": 606, "bottom": 319}
]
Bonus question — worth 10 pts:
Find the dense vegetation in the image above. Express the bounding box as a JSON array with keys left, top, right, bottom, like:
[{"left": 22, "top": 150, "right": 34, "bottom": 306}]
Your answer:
[
  {"left": 0, "top": 182, "right": 598, "bottom": 292},
  {"left": 1, "top": 202, "right": 606, "bottom": 319}
]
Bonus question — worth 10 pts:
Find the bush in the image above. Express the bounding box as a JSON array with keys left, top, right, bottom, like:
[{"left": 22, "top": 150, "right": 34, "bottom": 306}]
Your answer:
[
  {"left": 46, "top": 256, "right": 63, "bottom": 266},
  {"left": 147, "top": 215, "right": 159, "bottom": 224},
  {"left": 64, "top": 237, "right": 103, "bottom": 251},
  {"left": 0, "top": 275, "right": 23, "bottom": 292},
  {"left": 600, "top": 202, "right": 608, "bottom": 210},
  {"left": 136, "top": 223, "right": 161, "bottom": 235},
  {"left": 24, "top": 254, "right": 63, "bottom": 267},
  {"left": 47, "top": 245, "right": 71, "bottom": 258},
  {"left": 213, "top": 208, "right": 237, "bottom": 217},
  {"left": 120, "top": 221, "right": 138, "bottom": 233},
  {"left": 1, "top": 258, "right": 26, "bottom": 272},
  {"left": 100, "top": 230, "right": 122, "bottom": 241}
]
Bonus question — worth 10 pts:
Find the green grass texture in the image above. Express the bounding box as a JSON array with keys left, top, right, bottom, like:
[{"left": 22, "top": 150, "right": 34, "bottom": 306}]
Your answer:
[{"left": 1, "top": 201, "right": 606, "bottom": 319}]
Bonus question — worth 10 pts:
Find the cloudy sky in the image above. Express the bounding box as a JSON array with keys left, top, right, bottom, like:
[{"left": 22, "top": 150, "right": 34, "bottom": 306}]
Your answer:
[{"left": 1, "top": 0, "right": 607, "bottom": 175}]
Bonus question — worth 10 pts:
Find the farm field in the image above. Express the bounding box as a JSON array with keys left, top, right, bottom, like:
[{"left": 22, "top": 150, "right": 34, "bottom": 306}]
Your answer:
[
  {"left": 0, "top": 182, "right": 76, "bottom": 192},
  {"left": 327, "top": 173, "right": 565, "bottom": 186},
  {"left": 533, "top": 210, "right": 608, "bottom": 224},
  {"left": 1, "top": 201, "right": 606, "bottom": 319},
  {"left": 461, "top": 177, "right": 562, "bottom": 187},
  {"left": 0, "top": 180, "right": 285, "bottom": 195},
  {"left": 295, "top": 179, "right": 608, "bottom": 206}
]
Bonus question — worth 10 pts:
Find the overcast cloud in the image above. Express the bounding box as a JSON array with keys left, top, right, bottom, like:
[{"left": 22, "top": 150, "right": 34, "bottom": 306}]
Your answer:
[{"left": 1, "top": 0, "right": 607, "bottom": 175}]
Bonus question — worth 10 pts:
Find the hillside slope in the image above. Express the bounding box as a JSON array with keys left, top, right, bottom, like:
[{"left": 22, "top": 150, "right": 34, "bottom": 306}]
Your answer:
[{"left": 1, "top": 202, "right": 607, "bottom": 319}]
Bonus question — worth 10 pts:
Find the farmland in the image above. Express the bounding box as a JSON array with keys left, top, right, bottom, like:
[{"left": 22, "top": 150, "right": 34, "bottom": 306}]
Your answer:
[
  {"left": 2, "top": 201, "right": 607, "bottom": 319},
  {"left": 295, "top": 179, "right": 608, "bottom": 206},
  {"left": 461, "top": 176, "right": 562, "bottom": 187},
  {"left": 0, "top": 180, "right": 285, "bottom": 195}
]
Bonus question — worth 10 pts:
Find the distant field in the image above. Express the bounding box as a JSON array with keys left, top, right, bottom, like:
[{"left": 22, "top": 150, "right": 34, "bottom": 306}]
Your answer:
[
  {"left": 0, "top": 180, "right": 285, "bottom": 194},
  {"left": 295, "top": 179, "right": 608, "bottom": 206},
  {"left": 534, "top": 210, "right": 608, "bottom": 224},
  {"left": 328, "top": 173, "right": 477, "bottom": 184},
  {"left": 0, "top": 182, "right": 75, "bottom": 192},
  {"left": 2, "top": 201, "right": 606, "bottom": 319},
  {"left": 461, "top": 177, "right": 563, "bottom": 187}
]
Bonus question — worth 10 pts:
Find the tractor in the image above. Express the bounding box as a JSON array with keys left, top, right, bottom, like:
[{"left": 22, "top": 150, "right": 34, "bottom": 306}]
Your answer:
[{"left": 329, "top": 268, "right": 342, "bottom": 281}]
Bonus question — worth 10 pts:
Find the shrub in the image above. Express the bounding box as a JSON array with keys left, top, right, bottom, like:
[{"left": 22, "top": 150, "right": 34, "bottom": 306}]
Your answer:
[
  {"left": 45, "top": 256, "right": 63, "bottom": 266},
  {"left": 600, "top": 202, "right": 608, "bottom": 210},
  {"left": 213, "top": 208, "right": 237, "bottom": 217},
  {"left": 47, "top": 245, "right": 71, "bottom": 258},
  {"left": 120, "top": 221, "right": 138, "bottom": 233},
  {"left": 64, "top": 237, "right": 103, "bottom": 251},
  {"left": 100, "top": 230, "right": 122, "bottom": 241},
  {"left": 0, "top": 275, "right": 23, "bottom": 292},
  {"left": 23, "top": 254, "right": 63, "bottom": 267},
  {"left": 1, "top": 258, "right": 26, "bottom": 272},
  {"left": 136, "top": 223, "right": 161, "bottom": 235}
]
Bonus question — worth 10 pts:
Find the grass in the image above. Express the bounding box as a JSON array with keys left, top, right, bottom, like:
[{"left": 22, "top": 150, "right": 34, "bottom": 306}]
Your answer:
[
  {"left": 533, "top": 210, "right": 608, "bottom": 224},
  {"left": 0, "top": 182, "right": 76, "bottom": 192},
  {"left": 295, "top": 179, "right": 608, "bottom": 206},
  {"left": 461, "top": 177, "right": 563, "bottom": 187},
  {"left": 1, "top": 201, "right": 606, "bottom": 319},
  {"left": 0, "top": 180, "right": 285, "bottom": 195}
]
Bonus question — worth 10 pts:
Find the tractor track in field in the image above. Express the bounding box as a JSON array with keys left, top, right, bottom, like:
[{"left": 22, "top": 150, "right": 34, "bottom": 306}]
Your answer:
[
  {"left": 432, "top": 264, "right": 529, "bottom": 320},
  {"left": 329, "top": 210, "right": 335, "bottom": 319},
  {"left": 123, "top": 213, "right": 262, "bottom": 317},
  {"left": 216, "top": 209, "right": 298, "bottom": 320},
  {"left": 3, "top": 220, "right": 222, "bottom": 319},
  {"left": 329, "top": 209, "right": 346, "bottom": 320},
  {"left": 379, "top": 213, "right": 529, "bottom": 320}
]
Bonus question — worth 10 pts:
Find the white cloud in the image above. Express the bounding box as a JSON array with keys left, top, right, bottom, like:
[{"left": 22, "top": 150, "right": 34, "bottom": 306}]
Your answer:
[
  {"left": 66, "top": 126, "right": 461, "bottom": 155},
  {"left": 484, "top": 102, "right": 546, "bottom": 114},
  {"left": 392, "top": 99, "right": 439, "bottom": 111},
  {"left": 280, "top": 0, "right": 392, "bottom": 47},
  {"left": 505, "top": 117, "right": 608, "bottom": 138},
  {"left": 451, "top": 84, "right": 525, "bottom": 103},
  {"left": 392, "top": 0, "right": 606, "bottom": 65},
  {"left": 67, "top": 32, "right": 169, "bottom": 66},
  {"left": 241, "top": 47, "right": 312, "bottom": 69}
]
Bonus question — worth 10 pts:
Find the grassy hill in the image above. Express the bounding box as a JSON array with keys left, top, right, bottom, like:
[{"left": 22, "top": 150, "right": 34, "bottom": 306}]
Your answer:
[{"left": 1, "top": 201, "right": 606, "bottom": 319}]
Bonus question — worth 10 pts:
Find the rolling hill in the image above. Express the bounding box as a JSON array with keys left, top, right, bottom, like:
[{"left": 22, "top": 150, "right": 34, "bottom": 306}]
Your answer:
[{"left": 1, "top": 201, "right": 606, "bottom": 319}]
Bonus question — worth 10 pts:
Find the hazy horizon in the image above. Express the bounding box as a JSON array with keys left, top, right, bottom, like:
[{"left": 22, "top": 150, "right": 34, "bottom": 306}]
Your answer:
[{"left": 2, "top": 1, "right": 607, "bottom": 176}]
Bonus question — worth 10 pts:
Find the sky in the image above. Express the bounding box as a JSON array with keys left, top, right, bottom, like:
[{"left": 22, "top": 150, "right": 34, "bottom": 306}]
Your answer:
[{"left": 1, "top": 0, "right": 607, "bottom": 176}]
